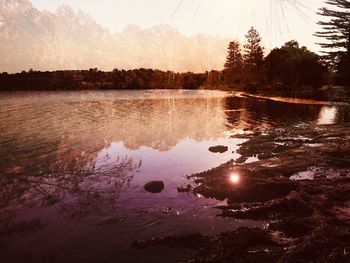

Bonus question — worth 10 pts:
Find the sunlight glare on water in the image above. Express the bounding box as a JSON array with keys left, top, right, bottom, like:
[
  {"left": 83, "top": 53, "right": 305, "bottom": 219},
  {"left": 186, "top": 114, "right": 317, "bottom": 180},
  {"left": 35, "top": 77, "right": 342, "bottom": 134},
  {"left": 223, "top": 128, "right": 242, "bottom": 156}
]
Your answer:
[
  {"left": 317, "top": 106, "right": 338, "bottom": 125},
  {"left": 229, "top": 173, "right": 240, "bottom": 184}
]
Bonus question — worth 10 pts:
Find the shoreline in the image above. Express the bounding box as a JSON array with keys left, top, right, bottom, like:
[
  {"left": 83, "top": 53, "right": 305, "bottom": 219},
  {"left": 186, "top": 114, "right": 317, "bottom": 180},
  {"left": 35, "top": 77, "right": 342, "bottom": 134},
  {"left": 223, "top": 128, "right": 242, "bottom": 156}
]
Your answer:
[
  {"left": 1, "top": 84, "right": 349, "bottom": 104},
  {"left": 134, "top": 123, "right": 350, "bottom": 262}
]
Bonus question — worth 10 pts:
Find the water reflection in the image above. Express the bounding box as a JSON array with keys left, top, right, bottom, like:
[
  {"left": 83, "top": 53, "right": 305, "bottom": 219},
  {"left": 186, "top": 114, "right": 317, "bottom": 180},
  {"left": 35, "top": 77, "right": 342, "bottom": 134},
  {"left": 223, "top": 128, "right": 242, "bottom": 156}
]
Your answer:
[
  {"left": 0, "top": 90, "right": 349, "bottom": 262},
  {"left": 224, "top": 96, "right": 349, "bottom": 132},
  {"left": 317, "top": 106, "right": 338, "bottom": 125},
  {"left": 1, "top": 90, "right": 349, "bottom": 215},
  {"left": 0, "top": 90, "right": 246, "bottom": 262},
  {"left": 1, "top": 153, "right": 141, "bottom": 217},
  {"left": 0, "top": 91, "right": 235, "bottom": 214},
  {"left": 224, "top": 96, "right": 318, "bottom": 133},
  {"left": 229, "top": 173, "right": 240, "bottom": 185}
]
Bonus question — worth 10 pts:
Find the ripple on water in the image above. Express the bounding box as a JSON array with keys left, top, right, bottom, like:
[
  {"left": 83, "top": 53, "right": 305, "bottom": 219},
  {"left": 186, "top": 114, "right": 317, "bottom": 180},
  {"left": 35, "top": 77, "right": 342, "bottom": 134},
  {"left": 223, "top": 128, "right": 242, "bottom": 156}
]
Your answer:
[{"left": 1, "top": 90, "right": 350, "bottom": 262}]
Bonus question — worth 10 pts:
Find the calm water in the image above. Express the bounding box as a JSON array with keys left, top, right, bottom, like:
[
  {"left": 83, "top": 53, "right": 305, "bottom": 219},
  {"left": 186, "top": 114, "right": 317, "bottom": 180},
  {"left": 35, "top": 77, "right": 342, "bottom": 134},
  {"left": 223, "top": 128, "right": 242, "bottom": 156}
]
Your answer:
[{"left": 0, "top": 89, "right": 349, "bottom": 263}]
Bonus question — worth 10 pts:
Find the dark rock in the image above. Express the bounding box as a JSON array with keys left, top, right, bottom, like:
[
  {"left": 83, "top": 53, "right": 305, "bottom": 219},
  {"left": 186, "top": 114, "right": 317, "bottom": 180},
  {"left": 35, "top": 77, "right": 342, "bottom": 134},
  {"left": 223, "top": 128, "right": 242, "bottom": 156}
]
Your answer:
[
  {"left": 209, "top": 145, "right": 228, "bottom": 153},
  {"left": 140, "top": 124, "right": 350, "bottom": 263},
  {"left": 235, "top": 156, "right": 247, "bottom": 164},
  {"left": 269, "top": 219, "right": 313, "bottom": 238},
  {"left": 144, "top": 181, "right": 164, "bottom": 193}
]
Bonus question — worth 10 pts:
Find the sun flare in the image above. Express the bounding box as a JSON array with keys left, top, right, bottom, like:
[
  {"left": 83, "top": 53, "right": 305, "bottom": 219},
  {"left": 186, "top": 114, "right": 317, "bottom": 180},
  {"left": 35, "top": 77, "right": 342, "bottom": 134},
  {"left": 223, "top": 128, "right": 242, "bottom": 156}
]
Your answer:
[{"left": 229, "top": 173, "right": 240, "bottom": 184}]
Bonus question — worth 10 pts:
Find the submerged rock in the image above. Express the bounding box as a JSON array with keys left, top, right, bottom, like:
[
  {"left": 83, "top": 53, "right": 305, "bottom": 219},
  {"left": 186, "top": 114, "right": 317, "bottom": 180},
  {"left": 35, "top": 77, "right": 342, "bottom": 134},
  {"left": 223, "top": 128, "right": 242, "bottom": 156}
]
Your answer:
[
  {"left": 208, "top": 145, "right": 228, "bottom": 153},
  {"left": 144, "top": 181, "right": 164, "bottom": 193}
]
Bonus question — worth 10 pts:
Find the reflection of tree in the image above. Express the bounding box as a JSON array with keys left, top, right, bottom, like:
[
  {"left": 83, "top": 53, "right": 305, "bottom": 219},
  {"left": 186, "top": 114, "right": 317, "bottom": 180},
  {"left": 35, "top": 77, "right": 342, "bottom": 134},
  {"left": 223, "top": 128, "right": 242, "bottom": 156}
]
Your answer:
[
  {"left": 0, "top": 126, "right": 141, "bottom": 255},
  {"left": 0, "top": 155, "right": 141, "bottom": 218},
  {"left": 0, "top": 210, "right": 42, "bottom": 251},
  {"left": 223, "top": 96, "right": 324, "bottom": 134},
  {"left": 1, "top": 92, "right": 229, "bottom": 155}
]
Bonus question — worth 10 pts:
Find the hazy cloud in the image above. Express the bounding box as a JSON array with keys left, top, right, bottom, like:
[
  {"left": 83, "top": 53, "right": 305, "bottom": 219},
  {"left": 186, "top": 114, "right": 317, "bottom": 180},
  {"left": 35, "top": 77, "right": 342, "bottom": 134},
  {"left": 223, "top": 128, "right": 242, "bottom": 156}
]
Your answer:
[{"left": 0, "top": 0, "right": 230, "bottom": 73}]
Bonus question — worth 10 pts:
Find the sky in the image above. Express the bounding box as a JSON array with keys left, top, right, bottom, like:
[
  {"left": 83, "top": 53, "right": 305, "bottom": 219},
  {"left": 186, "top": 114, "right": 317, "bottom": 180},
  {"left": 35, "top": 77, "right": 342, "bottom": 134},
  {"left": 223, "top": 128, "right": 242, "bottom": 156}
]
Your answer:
[{"left": 30, "top": 0, "right": 325, "bottom": 52}]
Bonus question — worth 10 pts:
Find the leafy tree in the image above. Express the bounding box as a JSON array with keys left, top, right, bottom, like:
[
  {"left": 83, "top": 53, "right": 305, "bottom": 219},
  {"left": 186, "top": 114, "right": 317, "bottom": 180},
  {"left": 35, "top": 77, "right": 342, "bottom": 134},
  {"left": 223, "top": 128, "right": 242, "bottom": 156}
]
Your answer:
[
  {"left": 315, "top": 0, "right": 350, "bottom": 84},
  {"left": 243, "top": 27, "right": 264, "bottom": 72},
  {"left": 264, "top": 40, "right": 327, "bottom": 88}
]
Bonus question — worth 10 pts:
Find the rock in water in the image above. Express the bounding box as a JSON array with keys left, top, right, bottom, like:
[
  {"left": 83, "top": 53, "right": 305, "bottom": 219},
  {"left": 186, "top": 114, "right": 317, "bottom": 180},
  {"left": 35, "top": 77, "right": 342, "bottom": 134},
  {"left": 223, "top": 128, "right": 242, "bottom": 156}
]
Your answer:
[
  {"left": 208, "top": 145, "right": 228, "bottom": 153},
  {"left": 144, "top": 181, "right": 165, "bottom": 193}
]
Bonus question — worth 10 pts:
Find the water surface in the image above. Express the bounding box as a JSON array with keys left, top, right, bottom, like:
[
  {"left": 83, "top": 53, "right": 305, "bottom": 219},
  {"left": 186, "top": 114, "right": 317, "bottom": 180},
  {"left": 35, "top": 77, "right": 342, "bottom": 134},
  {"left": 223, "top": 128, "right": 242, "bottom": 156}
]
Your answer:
[{"left": 0, "top": 89, "right": 349, "bottom": 263}]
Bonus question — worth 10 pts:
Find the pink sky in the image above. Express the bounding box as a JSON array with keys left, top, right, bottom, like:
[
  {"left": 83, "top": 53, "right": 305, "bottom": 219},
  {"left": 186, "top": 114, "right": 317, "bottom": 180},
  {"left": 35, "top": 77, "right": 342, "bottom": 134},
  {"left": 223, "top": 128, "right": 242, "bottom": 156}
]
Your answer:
[{"left": 31, "top": 0, "right": 324, "bottom": 51}]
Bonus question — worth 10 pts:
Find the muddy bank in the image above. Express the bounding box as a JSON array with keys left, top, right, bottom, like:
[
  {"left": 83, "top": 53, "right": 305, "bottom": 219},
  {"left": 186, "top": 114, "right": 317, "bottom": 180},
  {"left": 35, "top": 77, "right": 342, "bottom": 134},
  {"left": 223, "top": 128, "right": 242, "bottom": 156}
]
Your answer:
[
  {"left": 134, "top": 124, "right": 350, "bottom": 262},
  {"left": 252, "top": 85, "right": 350, "bottom": 103}
]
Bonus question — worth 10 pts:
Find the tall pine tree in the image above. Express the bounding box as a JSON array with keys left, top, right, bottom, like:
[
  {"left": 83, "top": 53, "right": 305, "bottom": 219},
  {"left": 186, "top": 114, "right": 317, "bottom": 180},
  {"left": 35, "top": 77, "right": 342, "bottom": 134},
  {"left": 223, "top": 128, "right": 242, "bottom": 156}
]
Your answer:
[
  {"left": 224, "top": 41, "right": 243, "bottom": 71},
  {"left": 243, "top": 27, "right": 264, "bottom": 73},
  {"left": 315, "top": 0, "right": 350, "bottom": 83},
  {"left": 224, "top": 40, "right": 243, "bottom": 86}
]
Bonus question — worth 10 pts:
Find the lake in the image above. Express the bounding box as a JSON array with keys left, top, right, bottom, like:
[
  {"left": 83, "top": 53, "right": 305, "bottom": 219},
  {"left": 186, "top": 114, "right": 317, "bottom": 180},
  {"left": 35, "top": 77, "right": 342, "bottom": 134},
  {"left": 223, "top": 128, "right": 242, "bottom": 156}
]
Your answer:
[{"left": 0, "top": 89, "right": 349, "bottom": 263}]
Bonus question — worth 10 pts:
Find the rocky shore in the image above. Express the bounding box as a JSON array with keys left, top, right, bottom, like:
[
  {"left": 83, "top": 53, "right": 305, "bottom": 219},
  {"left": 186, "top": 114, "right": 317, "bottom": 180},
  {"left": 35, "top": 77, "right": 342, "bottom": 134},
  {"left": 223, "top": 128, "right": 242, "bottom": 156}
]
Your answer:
[{"left": 134, "top": 124, "right": 350, "bottom": 262}]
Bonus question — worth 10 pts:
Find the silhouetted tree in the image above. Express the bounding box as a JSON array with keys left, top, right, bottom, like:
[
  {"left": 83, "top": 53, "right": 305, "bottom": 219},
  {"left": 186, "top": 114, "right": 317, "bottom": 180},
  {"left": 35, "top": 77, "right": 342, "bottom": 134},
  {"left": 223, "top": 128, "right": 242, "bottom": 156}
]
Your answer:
[
  {"left": 264, "top": 40, "right": 327, "bottom": 88},
  {"left": 224, "top": 40, "right": 243, "bottom": 86},
  {"left": 182, "top": 73, "right": 206, "bottom": 89},
  {"left": 243, "top": 27, "right": 264, "bottom": 73},
  {"left": 225, "top": 41, "right": 243, "bottom": 71},
  {"left": 315, "top": 0, "right": 350, "bottom": 84}
]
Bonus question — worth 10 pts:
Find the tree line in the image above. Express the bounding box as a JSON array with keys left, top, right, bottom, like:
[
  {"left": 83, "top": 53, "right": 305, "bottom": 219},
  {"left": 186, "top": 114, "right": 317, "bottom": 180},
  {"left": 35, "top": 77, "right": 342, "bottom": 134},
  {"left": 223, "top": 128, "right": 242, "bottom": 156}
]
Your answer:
[
  {"left": 0, "top": 26, "right": 328, "bottom": 93},
  {"left": 0, "top": 68, "right": 216, "bottom": 91},
  {"left": 0, "top": 0, "right": 348, "bottom": 92},
  {"left": 224, "top": 0, "right": 350, "bottom": 92},
  {"left": 223, "top": 27, "right": 328, "bottom": 92}
]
